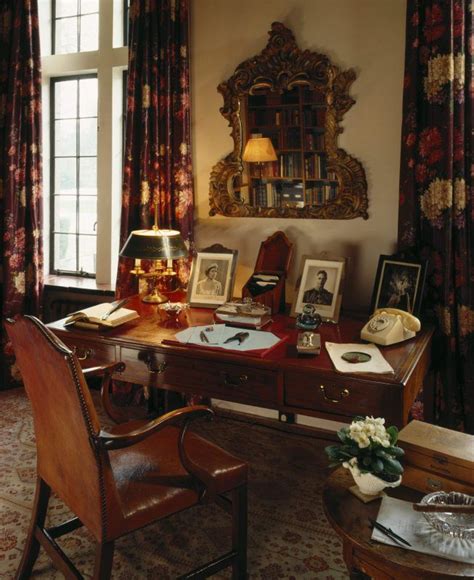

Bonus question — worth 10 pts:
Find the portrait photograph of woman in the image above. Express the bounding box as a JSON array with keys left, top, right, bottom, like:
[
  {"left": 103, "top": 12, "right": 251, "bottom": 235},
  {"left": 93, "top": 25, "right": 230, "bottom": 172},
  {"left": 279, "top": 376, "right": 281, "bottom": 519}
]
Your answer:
[
  {"left": 371, "top": 256, "right": 427, "bottom": 316},
  {"left": 188, "top": 250, "right": 238, "bottom": 307}
]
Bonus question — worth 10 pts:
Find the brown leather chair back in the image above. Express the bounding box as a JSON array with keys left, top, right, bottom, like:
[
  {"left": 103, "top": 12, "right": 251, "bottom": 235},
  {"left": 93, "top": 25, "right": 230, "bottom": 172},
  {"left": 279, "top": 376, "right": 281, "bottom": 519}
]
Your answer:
[{"left": 6, "top": 315, "right": 105, "bottom": 535}]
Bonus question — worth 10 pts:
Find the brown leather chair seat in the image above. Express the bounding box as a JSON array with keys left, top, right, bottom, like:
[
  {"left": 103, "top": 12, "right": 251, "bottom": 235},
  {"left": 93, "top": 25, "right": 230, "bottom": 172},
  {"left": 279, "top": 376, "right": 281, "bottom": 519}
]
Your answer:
[{"left": 108, "top": 423, "right": 247, "bottom": 535}]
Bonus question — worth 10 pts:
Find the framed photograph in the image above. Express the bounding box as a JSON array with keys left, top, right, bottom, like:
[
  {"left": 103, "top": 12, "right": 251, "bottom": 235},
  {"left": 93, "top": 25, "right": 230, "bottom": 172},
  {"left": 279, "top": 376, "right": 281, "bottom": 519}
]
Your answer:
[
  {"left": 187, "top": 246, "right": 238, "bottom": 308},
  {"left": 370, "top": 255, "right": 427, "bottom": 316},
  {"left": 291, "top": 255, "right": 345, "bottom": 323}
]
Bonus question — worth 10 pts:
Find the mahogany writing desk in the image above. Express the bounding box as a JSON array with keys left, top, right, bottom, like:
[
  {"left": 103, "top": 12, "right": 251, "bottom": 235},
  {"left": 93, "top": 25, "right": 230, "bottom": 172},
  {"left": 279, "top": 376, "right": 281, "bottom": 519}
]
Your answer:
[{"left": 47, "top": 296, "right": 434, "bottom": 428}]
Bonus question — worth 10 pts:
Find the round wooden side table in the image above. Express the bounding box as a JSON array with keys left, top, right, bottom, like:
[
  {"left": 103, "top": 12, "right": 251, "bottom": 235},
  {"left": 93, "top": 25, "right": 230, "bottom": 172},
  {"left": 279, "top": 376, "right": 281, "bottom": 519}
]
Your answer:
[{"left": 322, "top": 468, "right": 473, "bottom": 579}]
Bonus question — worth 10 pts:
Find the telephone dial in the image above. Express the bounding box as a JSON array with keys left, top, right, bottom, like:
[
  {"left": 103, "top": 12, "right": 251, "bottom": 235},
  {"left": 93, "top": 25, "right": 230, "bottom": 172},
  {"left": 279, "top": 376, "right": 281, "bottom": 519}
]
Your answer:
[{"left": 360, "top": 308, "right": 421, "bottom": 346}]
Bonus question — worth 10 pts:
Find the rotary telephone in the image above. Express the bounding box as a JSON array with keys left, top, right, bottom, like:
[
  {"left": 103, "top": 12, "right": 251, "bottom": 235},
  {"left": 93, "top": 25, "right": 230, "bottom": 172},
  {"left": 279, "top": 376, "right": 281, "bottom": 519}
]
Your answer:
[{"left": 360, "top": 308, "right": 421, "bottom": 346}]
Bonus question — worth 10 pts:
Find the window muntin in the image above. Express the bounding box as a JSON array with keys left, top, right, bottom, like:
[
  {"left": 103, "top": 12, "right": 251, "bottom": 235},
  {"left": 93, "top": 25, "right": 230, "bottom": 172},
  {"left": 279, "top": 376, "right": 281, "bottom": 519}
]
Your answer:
[
  {"left": 51, "top": 75, "right": 98, "bottom": 275},
  {"left": 53, "top": 0, "right": 99, "bottom": 54}
]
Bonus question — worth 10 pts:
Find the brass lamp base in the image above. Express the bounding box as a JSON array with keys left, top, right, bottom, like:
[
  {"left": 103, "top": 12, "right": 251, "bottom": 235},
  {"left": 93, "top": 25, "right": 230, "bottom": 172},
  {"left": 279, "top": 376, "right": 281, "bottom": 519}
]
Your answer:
[{"left": 141, "top": 287, "right": 169, "bottom": 304}]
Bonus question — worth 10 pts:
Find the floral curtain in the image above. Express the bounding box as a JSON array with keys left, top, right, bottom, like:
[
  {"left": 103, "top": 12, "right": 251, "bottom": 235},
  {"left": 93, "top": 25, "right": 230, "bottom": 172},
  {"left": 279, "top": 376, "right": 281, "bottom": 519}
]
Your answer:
[
  {"left": 0, "top": 0, "right": 43, "bottom": 388},
  {"left": 116, "top": 0, "right": 194, "bottom": 298},
  {"left": 399, "top": 1, "right": 473, "bottom": 432}
]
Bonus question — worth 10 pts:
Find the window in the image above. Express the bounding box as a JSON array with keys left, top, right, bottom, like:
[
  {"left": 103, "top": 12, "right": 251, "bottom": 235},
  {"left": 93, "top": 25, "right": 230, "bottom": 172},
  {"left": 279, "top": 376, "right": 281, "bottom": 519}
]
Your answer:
[
  {"left": 51, "top": 76, "right": 98, "bottom": 275},
  {"left": 40, "top": 0, "right": 128, "bottom": 283},
  {"left": 53, "top": 0, "right": 99, "bottom": 54}
]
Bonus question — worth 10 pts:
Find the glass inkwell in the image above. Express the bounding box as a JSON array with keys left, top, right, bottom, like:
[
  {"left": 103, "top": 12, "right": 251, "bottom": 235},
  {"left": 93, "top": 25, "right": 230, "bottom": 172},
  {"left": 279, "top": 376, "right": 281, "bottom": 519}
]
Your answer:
[{"left": 296, "top": 304, "right": 322, "bottom": 355}]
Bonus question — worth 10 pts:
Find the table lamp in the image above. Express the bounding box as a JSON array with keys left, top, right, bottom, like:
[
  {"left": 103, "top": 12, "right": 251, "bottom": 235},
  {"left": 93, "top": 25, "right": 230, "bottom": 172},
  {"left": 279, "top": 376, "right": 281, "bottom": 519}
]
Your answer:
[
  {"left": 119, "top": 223, "right": 188, "bottom": 304},
  {"left": 242, "top": 133, "right": 277, "bottom": 175}
]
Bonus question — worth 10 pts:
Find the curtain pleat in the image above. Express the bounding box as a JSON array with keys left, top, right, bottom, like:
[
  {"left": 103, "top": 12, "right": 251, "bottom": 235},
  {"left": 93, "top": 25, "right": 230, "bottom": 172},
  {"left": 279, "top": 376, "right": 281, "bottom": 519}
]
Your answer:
[
  {"left": 0, "top": 0, "right": 43, "bottom": 388},
  {"left": 116, "top": 0, "right": 194, "bottom": 298},
  {"left": 399, "top": 0, "right": 473, "bottom": 432}
]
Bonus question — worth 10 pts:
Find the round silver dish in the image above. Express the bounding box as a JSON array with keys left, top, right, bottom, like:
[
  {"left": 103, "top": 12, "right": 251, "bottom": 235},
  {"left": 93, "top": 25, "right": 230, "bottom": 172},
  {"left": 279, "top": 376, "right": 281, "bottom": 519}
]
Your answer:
[{"left": 420, "top": 491, "right": 474, "bottom": 540}]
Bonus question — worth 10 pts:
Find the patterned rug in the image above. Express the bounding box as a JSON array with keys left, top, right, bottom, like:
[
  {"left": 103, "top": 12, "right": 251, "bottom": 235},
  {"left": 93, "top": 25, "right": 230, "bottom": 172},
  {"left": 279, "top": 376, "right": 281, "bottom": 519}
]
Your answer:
[{"left": 0, "top": 388, "right": 349, "bottom": 579}]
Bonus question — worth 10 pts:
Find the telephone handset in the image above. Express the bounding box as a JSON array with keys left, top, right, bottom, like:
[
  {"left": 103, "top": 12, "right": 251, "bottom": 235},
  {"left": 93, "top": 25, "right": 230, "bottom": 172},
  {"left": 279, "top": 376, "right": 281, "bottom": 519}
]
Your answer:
[{"left": 360, "top": 308, "right": 421, "bottom": 346}]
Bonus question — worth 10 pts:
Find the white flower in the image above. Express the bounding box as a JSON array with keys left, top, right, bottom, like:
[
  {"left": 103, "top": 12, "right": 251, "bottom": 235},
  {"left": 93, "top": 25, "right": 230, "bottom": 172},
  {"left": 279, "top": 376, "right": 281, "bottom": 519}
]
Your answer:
[{"left": 349, "top": 416, "right": 390, "bottom": 449}]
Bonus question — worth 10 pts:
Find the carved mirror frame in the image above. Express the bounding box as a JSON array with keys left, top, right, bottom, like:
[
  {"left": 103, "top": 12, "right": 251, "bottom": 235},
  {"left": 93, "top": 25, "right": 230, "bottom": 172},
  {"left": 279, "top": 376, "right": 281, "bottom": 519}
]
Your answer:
[{"left": 209, "top": 22, "right": 368, "bottom": 219}]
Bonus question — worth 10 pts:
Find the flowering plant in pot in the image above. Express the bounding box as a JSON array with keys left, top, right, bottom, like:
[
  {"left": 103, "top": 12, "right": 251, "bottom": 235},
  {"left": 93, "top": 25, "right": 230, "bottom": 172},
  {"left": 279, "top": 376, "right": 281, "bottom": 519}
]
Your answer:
[{"left": 325, "top": 416, "right": 404, "bottom": 495}]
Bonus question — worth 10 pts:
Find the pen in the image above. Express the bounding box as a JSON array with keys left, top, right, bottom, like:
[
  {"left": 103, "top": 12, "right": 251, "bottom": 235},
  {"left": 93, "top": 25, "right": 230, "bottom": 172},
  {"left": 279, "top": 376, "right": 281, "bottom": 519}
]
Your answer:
[
  {"left": 200, "top": 331, "right": 209, "bottom": 343},
  {"left": 369, "top": 518, "right": 411, "bottom": 547},
  {"left": 101, "top": 298, "right": 129, "bottom": 321}
]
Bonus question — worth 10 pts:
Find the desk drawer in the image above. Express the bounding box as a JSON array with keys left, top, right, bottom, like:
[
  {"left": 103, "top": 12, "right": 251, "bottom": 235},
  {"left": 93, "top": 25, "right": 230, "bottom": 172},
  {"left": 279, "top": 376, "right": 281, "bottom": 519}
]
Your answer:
[
  {"left": 284, "top": 371, "right": 400, "bottom": 421},
  {"left": 63, "top": 337, "right": 116, "bottom": 367},
  {"left": 120, "top": 347, "right": 278, "bottom": 406}
]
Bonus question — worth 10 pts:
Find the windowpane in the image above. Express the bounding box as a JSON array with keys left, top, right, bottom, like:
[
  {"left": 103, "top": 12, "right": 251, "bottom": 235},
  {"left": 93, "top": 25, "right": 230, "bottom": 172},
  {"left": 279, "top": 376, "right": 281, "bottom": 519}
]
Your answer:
[
  {"left": 55, "top": 120, "right": 77, "bottom": 156},
  {"left": 55, "top": 80, "right": 77, "bottom": 119},
  {"left": 79, "top": 118, "right": 97, "bottom": 155},
  {"left": 79, "top": 78, "right": 98, "bottom": 117},
  {"left": 51, "top": 74, "right": 97, "bottom": 276},
  {"left": 54, "top": 234, "right": 77, "bottom": 271},
  {"left": 79, "top": 197, "right": 97, "bottom": 234},
  {"left": 55, "top": 158, "right": 76, "bottom": 194},
  {"left": 80, "top": 0, "right": 98, "bottom": 14},
  {"left": 54, "top": 197, "right": 77, "bottom": 233},
  {"left": 56, "top": 0, "right": 78, "bottom": 18},
  {"left": 80, "top": 14, "right": 99, "bottom": 51},
  {"left": 79, "top": 236, "right": 96, "bottom": 274},
  {"left": 55, "top": 17, "right": 78, "bottom": 54},
  {"left": 79, "top": 158, "right": 97, "bottom": 194}
]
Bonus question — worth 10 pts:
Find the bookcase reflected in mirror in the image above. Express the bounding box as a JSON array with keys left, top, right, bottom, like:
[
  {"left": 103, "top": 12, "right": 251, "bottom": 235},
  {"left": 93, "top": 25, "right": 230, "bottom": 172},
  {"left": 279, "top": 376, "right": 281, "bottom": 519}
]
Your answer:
[{"left": 209, "top": 22, "right": 368, "bottom": 220}]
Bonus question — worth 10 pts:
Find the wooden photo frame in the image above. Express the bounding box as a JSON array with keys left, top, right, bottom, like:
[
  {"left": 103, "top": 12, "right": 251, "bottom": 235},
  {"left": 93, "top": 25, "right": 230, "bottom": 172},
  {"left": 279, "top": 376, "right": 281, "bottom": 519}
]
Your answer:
[
  {"left": 291, "top": 255, "right": 345, "bottom": 323},
  {"left": 188, "top": 245, "right": 238, "bottom": 308},
  {"left": 370, "top": 255, "right": 427, "bottom": 316}
]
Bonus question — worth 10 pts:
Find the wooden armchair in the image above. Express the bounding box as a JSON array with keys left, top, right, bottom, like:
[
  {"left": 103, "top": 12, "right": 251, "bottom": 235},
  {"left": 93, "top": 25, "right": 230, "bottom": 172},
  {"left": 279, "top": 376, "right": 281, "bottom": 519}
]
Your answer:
[{"left": 5, "top": 315, "right": 248, "bottom": 579}]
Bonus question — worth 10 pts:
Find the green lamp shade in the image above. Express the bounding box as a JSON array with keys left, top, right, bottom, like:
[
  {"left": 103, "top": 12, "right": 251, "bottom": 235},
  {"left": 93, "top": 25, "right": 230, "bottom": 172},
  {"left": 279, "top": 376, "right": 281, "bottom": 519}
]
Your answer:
[{"left": 119, "top": 229, "right": 188, "bottom": 260}]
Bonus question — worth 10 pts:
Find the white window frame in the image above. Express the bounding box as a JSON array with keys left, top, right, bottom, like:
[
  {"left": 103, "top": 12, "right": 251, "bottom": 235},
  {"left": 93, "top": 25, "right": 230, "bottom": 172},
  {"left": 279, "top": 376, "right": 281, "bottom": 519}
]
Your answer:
[{"left": 39, "top": 0, "right": 128, "bottom": 285}]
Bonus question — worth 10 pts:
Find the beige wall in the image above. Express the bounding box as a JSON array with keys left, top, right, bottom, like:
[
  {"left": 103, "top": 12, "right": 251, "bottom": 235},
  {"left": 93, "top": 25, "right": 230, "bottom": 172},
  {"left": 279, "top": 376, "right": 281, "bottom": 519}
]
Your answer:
[{"left": 191, "top": 0, "right": 407, "bottom": 312}]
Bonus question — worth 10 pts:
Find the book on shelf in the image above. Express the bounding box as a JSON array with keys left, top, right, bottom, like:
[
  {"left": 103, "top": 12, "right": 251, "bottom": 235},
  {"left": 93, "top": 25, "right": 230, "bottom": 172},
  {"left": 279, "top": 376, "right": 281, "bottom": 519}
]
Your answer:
[{"left": 64, "top": 302, "right": 139, "bottom": 330}]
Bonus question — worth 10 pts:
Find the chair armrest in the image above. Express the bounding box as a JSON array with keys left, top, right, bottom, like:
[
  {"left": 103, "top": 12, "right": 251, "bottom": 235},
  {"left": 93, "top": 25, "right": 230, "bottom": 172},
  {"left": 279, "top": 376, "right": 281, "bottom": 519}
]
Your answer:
[
  {"left": 83, "top": 361, "right": 127, "bottom": 424},
  {"left": 95, "top": 405, "right": 214, "bottom": 450},
  {"left": 95, "top": 405, "right": 217, "bottom": 502}
]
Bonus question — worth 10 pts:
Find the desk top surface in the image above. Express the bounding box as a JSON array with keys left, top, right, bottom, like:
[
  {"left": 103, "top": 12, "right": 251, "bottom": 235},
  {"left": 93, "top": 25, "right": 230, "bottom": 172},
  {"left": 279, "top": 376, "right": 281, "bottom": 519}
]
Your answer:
[{"left": 48, "top": 295, "right": 433, "bottom": 386}]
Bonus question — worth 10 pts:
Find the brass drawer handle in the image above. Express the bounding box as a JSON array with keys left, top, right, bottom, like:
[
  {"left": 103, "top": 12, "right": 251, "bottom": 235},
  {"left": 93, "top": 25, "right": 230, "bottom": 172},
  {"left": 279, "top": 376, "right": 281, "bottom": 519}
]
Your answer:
[
  {"left": 148, "top": 361, "right": 167, "bottom": 374},
  {"left": 427, "top": 477, "right": 442, "bottom": 491},
  {"left": 433, "top": 454, "right": 448, "bottom": 465},
  {"left": 223, "top": 373, "right": 248, "bottom": 387},
  {"left": 72, "top": 346, "right": 92, "bottom": 361},
  {"left": 140, "top": 352, "right": 167, "bottom": 374},
  {"left": 319, "top": 385, "right": 349, "bottom": 403}
]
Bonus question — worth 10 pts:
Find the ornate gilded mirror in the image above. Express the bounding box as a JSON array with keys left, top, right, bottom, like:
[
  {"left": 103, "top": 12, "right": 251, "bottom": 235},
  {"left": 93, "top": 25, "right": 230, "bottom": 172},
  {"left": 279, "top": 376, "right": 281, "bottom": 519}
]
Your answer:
[{"left": 209, "top": 22, "right": 368, "bottom": 219}]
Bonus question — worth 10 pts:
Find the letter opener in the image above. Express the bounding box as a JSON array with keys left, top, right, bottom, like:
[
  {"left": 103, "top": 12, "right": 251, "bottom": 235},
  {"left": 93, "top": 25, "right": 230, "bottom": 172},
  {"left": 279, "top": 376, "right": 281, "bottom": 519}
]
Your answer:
[
  {"left": 223, "top": 331, "right": 249, "bottom": 344},
  {"left": 369, "top": 518, "right": 411, "bottom": 547},
  {"left": 101, "top": 298, "right": 129, "bottom": 321}
]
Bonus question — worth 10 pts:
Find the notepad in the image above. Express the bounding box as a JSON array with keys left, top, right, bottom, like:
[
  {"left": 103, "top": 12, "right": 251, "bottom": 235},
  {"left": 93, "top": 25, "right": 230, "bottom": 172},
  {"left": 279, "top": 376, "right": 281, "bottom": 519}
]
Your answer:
[{"left": 64, "top": 303, "right": 139, "bottom": 329}]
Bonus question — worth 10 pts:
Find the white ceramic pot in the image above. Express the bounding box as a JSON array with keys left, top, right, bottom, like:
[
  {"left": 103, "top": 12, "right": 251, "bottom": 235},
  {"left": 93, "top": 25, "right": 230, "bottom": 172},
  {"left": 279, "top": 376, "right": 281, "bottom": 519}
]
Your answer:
[{"left": 343, "top": 458, "right": 402, "bottom": 496}]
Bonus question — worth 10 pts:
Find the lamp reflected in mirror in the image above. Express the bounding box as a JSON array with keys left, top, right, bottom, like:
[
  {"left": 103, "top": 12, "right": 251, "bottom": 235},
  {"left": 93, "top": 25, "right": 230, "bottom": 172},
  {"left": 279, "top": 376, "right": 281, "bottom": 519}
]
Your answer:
[
  {"left": 119, "top": 227, "right": 188, "bottom": 304},
  {"left": 240, "top": 134, "right": 277, "bottom": 206}
]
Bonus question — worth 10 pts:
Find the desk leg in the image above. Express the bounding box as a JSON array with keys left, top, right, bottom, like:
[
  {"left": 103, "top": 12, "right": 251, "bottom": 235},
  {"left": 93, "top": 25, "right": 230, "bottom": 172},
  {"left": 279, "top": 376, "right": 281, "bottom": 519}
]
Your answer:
[{"left": 342, "top": 541, "right": 367, "bottom": 580}]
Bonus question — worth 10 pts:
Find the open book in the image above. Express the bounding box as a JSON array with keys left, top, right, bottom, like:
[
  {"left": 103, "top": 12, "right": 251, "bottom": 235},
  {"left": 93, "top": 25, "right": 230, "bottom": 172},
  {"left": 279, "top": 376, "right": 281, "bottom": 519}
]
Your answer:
[{"left": 64, "top": 302, "right": 139, "bottom": 329}]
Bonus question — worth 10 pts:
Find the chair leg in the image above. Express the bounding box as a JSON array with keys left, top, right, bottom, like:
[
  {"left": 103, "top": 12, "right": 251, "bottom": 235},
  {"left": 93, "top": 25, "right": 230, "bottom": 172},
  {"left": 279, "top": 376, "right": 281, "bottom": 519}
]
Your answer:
[
  {"left": 93, "top": 540, "right": 114, "bottom": 580},
  {"left": 231, "top": 485, "right": 247, "bottom": 580},
  {"left": 16, "top": 477, "right": 51, "bottom": 580}
]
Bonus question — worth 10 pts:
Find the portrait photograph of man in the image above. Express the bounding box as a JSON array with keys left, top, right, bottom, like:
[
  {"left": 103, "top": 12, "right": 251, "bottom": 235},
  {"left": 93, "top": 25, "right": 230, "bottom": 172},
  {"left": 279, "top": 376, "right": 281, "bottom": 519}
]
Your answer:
[
  {"left": 292, "top": 257, "right": 345, "bottom": 323},
  {"left": 302, "top": 269, "right": 334, "bottom": 305}
]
